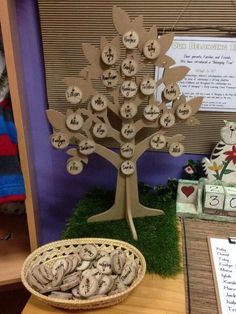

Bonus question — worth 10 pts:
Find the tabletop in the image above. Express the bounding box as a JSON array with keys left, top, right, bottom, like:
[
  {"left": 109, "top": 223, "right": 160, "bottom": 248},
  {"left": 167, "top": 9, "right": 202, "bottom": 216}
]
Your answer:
[{"left": 22, "top": 273, "right": 185, "bottom": 314}]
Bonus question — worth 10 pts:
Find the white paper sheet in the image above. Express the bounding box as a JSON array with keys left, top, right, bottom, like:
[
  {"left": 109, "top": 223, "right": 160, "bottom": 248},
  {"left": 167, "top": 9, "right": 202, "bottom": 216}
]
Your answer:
[
  {"left": 155, "top": 37, "right": 236, "bottom": 112},
  {"left": 209, "top": 237, "right": 236, "bottom": 314}
]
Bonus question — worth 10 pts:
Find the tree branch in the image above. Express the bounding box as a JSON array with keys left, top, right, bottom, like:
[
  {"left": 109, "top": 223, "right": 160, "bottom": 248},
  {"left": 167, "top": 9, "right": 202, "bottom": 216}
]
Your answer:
[
  {"left": 135, "top": 118, "right": 160, "bottom": 133},
  {"left": 133, "top": 132, "right": 185, "bottom": 161},
  {"left": 133, "top": 130, "right": 165, "bottom": 161},
  {"left": 100, "top": 112, "right": 122, "bottom": 144},
  {"left": 95, "top": 144, "right": 120, "bottom": 169},
  {"left": 107, "top": 99, "right": 119, "bottom": 116},
  {"left": 48, "top": 110, "right": 120, "bottom": 169},
  {"left": 73, "top": 132, "right": 120, "bottom": 169}
]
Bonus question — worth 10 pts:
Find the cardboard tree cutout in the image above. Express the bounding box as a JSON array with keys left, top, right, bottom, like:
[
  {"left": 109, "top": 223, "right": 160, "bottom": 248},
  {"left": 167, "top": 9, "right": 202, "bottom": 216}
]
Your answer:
[{"left": 47, "top": 6, "right": 203, "bottom": 240}]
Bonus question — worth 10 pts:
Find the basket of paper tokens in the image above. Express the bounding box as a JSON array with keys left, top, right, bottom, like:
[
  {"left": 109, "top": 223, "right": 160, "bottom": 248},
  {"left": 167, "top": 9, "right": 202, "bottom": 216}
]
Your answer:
[{"left": 21, "top": 238, "right": 146, "bottom": 310}]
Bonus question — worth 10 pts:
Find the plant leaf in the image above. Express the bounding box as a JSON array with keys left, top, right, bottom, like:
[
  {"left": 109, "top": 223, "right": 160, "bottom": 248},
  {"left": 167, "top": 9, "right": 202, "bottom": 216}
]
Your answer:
[
  {"left": 158, "top": 33, "right": 175, "bottom": 55},
  {"left": 163, "top": 66, "right": 190, "bottom": 84},
  {"left": 223, "top": 169, "right": 235, "bottom": 175},
  {"left": 46, "top": 109, "right": 66, "bottom": 130},
  {"left": 82, "top": 43, "right": 100, "bottom": 64},
  {"left": 113, "top": 6, "right": 130, "bottom": 34}
]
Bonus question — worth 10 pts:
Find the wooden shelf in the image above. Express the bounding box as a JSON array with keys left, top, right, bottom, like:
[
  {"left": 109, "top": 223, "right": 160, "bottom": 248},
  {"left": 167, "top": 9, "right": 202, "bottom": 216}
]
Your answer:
[
  {"left": 0, "top": 1, "right": 39, "bottom": 253},
  {"left": 0, "top": 214, "right": 30, "bottom": 286},
  {"left": 23, "top": 273, "right": 185, "bottom": 314}
]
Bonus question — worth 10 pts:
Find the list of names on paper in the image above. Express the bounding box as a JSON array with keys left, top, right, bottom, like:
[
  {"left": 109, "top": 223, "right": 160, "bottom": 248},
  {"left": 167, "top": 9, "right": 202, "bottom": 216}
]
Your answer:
[{"left": 209, "top": 237, "right": 236, "bottom": 313}]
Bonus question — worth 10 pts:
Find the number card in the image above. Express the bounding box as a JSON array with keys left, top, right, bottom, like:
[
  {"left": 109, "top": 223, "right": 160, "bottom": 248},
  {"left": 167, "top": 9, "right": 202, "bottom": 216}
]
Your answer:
[
  {"left": 208, "top": 237, "right": 236, "bottom": 314},
  {"left": 204, "top": 184, "right": 225, "bottom": 210}
]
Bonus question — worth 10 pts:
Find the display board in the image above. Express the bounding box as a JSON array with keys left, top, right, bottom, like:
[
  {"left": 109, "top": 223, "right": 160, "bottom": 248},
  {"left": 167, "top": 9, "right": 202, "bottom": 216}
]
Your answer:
[
  {"left": 38, "top": 0, "right": 236, "bottom": 154},
  {"left": 208, "top": 237, "right": 236, "bottom": 314}
]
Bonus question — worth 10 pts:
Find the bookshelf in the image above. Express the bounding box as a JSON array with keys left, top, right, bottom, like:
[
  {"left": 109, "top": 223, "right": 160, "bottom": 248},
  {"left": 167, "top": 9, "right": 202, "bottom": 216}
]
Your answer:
[{"left": 0, "top": 0, "right": 38, "bottom": 286}]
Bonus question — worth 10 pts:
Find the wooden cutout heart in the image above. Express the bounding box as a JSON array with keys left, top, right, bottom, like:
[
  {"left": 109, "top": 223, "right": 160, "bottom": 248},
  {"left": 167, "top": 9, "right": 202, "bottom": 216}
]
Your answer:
[{"left": 181, "top": 186, "right": 194, "bottom": 198}]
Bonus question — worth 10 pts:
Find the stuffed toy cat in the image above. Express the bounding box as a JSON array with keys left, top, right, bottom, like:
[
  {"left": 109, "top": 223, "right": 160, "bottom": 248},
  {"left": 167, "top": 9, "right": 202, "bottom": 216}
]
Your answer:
[{"left": 202, "top": 120, "right": 236, "bottom": 184}]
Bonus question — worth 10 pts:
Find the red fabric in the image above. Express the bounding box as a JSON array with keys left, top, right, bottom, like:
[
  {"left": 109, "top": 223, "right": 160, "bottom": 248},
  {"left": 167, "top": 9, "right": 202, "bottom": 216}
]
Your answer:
[
  {"left": 0, "top": 134, "right": 17, "bottom": 156},
  {"left": 0, "top": 194, "right": 25, "bottom": 204},
  {"left": 0, "top": 98, "right": 10, "bottom": 108}
]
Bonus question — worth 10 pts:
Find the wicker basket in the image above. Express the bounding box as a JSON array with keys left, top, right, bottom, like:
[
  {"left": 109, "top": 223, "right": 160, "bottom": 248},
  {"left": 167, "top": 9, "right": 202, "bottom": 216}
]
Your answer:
[{"left": 21, "top": 238, "right": 146, "bottom": 310}]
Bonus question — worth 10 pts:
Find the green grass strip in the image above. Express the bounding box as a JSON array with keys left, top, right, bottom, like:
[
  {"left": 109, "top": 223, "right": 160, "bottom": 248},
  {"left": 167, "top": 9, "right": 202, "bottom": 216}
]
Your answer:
[{"left": 62, "top": 181, "right": 181, "bottom": 277}]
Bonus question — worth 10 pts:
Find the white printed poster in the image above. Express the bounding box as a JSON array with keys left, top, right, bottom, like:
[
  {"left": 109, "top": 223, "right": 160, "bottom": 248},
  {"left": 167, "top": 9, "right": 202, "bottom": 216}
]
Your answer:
[
  {"left": 209, "top": 237, "right": 236, "bottom": 314},
  {"left": 155, "top": 37, "right": 236, "bottom": 112}
]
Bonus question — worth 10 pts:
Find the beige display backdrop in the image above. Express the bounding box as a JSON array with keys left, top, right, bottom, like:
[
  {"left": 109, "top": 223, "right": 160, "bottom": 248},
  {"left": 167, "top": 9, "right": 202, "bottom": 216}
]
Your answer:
[{"left": 38, "top": 0, "right": 236, "bottom": 154}]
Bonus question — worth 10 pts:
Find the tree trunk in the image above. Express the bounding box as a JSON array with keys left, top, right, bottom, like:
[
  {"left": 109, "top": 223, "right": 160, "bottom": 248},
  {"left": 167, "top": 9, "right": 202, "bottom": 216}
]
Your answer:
[{"left": 87, "top": 166, "right": 164, "bottom": 240}]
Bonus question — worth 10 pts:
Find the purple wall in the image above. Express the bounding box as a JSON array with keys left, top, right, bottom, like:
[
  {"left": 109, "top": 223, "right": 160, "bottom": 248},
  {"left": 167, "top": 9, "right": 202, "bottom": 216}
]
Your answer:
[{"left": 16, "top": 0, "right": 205, "bottom": 244}]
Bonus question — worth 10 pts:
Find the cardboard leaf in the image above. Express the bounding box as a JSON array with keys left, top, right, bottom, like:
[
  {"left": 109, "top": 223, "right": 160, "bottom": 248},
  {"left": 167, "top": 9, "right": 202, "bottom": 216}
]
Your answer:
[
  {"left": 158, "top": 33, "right": 175, "bottom": 55},
  {"left": 111, "top": 35, "right": 120, "bottom": 50},
  {"left": 138, "top": 26, "right": 157, "bottom": 51},
  {"left": 149, "top": 25, "right": 157, "bottom": 38},
  {"left": 187, "top": 96, "right": 204, "bottom": 114},
  {"left": 174, "top": 134, "right": 186, "bottom": 142},
  {"left": 47, "top": 109, "right": 66, "bottom": 130},
  {"left": 66, "top": 109, "right": 73, "bottom": 116},
  {"left": 79, "top": 67, "right": 90, "bottom": 78},
  {"left": 156, "top": 78, "right": 163, "bottom": 87},
  {"left": 64, "top": 77, "right": 95, "bottom": 101},
  {"left": 172, "top": 94, "right": 187, "bottom": 111},
  {"left": 155, "top": 55, "right": 176, "bottom": 68},
  {"left": 163, "top": 66, "right": 190, "bottom": 84},
  {"left": 82, "top": 43, "right": 100, "bottom": 64},
  {"left": 172, "top": 98, "right": 181, "bottom": 111},
  {"left": 100, "top": 36, "right": 108, "bottom": 50},
  {"left": 88, "top": 63, "right": 104, "bottom": 79},
  {"left": 185, "top": 116, "right": 200, "bottom": 126},
  {"left": 180, "top": 94, "right": 187, "bottom": 103},
  {"left": 113, "top": 6, "right": 130, "bottom": 34},
  {"left": 82, "top": 158, "right": 89, "bottom": 165},
  {"left": 131, "top": 15, "right": 144, "bottom": 32},
  {"left": 168, "top": 134, "right": 186, "bottom": 144},
  {"left": 64, "top": 77, "right": 81, "bottom": 86},
  {"left": 66, "top": 149, "right": 89, "bottom": 164},
  {"left": 66, "top": 148, "right": 77, "bottom": 156},
  {"left": 138, "top": 30, "right": 148, "bottom": 51}
]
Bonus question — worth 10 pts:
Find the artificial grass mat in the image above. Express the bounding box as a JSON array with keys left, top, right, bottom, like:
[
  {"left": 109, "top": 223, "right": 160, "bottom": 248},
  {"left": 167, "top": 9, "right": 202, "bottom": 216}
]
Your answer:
[{"left": 62, "top": 181, "right": 181, "bottom": 277}]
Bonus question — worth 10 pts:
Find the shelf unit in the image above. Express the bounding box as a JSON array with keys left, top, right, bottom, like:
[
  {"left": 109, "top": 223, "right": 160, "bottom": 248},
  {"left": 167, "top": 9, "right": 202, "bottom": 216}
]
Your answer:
[
  {"left": 0, "top": 1, "right": 38, "bottom": 286},
  {"left": 0, "top": 214, "right": 30, "bottom": 286}
]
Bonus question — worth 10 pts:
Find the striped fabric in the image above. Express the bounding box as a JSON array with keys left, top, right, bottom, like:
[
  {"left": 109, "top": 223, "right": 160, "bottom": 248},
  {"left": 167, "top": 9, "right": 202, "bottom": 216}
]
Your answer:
[{"left": 0, "top": 98, "right": 25, "bottom": 203}]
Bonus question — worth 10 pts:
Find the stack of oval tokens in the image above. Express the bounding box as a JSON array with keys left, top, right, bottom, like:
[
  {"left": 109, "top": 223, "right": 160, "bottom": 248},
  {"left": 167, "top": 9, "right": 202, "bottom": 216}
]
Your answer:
[{"left": 26, "top": 244, "right": 139, "bottom": 301}]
